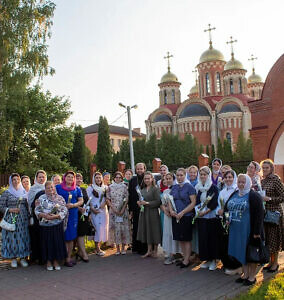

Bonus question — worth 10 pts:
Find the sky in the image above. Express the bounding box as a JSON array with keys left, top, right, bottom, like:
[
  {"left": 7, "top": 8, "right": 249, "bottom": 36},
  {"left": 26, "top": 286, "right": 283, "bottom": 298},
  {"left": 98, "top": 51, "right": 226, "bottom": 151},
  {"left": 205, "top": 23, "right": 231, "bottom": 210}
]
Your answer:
[{"left": 42, "top": 0, "right": 284, "bottom": 133}]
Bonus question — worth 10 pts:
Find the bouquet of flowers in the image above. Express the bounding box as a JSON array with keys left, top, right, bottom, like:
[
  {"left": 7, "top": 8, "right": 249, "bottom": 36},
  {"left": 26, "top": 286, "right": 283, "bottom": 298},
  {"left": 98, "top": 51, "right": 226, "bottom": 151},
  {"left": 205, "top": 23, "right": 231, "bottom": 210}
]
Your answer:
[
  {"left": 136, "top": 185, "right": 144, "bottom": 212},
  {"left": 81, "top": 197, "right": 92, "bottom": 221},
  {"left": 192, "top": 193, "right": 215, "bottom": 225},
  {"left": 12, "top": 197, "right": 23, "bottom": 224}
]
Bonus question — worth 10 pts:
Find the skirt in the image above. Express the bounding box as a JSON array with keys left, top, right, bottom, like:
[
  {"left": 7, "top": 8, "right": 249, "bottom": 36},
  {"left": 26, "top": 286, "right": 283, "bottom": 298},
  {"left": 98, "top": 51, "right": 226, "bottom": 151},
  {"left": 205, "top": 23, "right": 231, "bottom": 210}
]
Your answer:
[
  {"left": 40, "top": 222, "right": 67, "bottom": 262},
  {"left": 77, "top": 213, "right": 92, "bottom": 237},
  {"left": 172, "top": 216, "right": 193, "bottom": 242}
]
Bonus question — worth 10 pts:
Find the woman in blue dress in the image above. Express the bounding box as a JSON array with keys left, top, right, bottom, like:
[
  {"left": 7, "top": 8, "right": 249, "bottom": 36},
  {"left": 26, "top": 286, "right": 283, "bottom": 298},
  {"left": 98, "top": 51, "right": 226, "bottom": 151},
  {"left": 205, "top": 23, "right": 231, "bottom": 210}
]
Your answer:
[
  {"left": 225, "top": 174, "right": 264, "bottom": 286},
  {"left": 56, "top": 171, "right": 83, "bottom": 267}
]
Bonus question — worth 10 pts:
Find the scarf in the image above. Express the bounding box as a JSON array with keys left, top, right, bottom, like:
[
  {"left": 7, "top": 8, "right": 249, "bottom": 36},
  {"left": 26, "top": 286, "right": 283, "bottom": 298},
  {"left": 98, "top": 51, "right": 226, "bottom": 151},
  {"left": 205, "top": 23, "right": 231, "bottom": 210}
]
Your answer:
[
  {"left": 238, "top": 174, "right": 252, "bottom": 196},
  {"left": 28, "top": 175, "right": 47, "bottom": 206},
  {"left": 160, "top": 180, "right": 168, "bottom": 193},
  {"left": 60, "top": 173, "right": 76, "bottom": 191},
  {"left": 7, "top": 176, "right": 26, "bottom": 198},
  {"left": 92, "top": 173, "right": 106, "bottom": 195}
]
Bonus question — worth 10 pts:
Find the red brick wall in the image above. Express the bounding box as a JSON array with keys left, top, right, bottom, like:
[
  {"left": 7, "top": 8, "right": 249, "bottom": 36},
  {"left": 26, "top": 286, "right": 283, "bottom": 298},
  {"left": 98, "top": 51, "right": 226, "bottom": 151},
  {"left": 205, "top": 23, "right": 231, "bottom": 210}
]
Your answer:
[{"left": 85, "top": 133, "right": 98, "bottom": 155}]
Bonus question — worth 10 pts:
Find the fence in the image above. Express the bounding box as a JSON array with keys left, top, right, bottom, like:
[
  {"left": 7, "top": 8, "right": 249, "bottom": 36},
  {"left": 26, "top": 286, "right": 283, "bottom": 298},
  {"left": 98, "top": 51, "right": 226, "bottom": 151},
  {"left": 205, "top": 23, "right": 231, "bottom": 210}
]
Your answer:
[{"left": 0, "top": 174, "right": 9, "bottom": 187}]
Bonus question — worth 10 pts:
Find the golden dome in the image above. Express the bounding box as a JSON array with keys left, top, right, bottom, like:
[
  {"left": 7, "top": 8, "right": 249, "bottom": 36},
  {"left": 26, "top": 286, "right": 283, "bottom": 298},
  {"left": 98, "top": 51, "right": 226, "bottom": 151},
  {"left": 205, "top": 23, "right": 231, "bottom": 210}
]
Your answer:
[
  {"left": 248, "top": 70, "right": 262, "bottom": 83},
  {"left": 160, "top": 70, "right": 178, "bottom": 83},
  {"left": 199, "top": 45, "right": 225, "bottom": 63},
  {"left": 190, "top": 84, "right": 198, "bottom": 94},
  {"left": 224, "top": 57, "right": 244, "bottom": 71}
]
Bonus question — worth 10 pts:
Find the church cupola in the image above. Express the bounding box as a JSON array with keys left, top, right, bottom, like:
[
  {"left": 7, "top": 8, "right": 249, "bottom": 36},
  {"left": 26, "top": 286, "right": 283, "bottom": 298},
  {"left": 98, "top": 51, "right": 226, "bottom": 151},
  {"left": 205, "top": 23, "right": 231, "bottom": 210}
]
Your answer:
[
  {"left": 197, "top": 24, "right": 226, "bottom": 98},
  {"left": 223, "top": 36, "right": 248, "bottom": 96},
  {"left": 158, "top": 51, "right": 181, "bottom": 106},
  {"left": 247, "top": 54, "right": 264, "bottom": 100},
  {"left": 188, "top": 68, "right": 199, "bottom": 99}
]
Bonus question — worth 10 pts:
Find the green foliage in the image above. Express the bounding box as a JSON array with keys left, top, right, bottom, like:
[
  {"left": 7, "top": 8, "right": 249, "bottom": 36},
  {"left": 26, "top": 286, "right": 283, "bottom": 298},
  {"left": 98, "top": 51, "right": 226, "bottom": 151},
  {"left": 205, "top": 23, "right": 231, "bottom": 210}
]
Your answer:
[
  {"left": 206, "top": 145, "right": 210, "bottom": 158},
  {"left": 211, "top": 144, "right": 216, "bottom": 162},
  {"left": 95, "top": 116, "right": 112, "bottom": 172},
  {"left": 217, "top": 138, "right": 224, "bottom": 159},
  {"left": 144, "top": 133, "right": 158, "bottom": 169},
  {"left": 119, "top": 139, "right": 130, "bottom": 168},
  {"left": 111, "top": 151, "right": 120, "bottom": 173},
  {"left": 223, "top": 139, "right": 233, "bottom": 162},
  {"left": 0, "top": 186, "right": 8, "bottom": 195}
]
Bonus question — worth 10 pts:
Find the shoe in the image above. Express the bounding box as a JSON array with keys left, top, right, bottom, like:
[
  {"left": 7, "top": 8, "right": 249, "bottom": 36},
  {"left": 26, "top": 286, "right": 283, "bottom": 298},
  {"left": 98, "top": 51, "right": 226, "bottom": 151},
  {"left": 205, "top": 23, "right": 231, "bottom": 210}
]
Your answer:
[
  {"left": 263, "top": 265, "right": 272, "bottom": 270},
  {"left": 97, "top": 250, "right": 105, "bottom": 257},
  {"left": 209, "top": 260, "right": 217, "bottom": 271},
  {"left": 164, "top": 257, "right": 174, "bottom": 265},
  {"left": 115, "top": 252, "right": 121, "bottom": 256},
  {"left": 176, "top": 261, "right": 183, "bottom": 266},
  {"left": 71, "top": 259, "right": 77, "bottom": 265},
  {"left": 180, "top": 262, "right": 191, "bottom": 268},
  {"left": 200, "top": 261, "right": 211, "bottom": 269},
  {"left": 47, "top": 266, "right": 53, "bottom": 271},
  {"left": 54, "top": 266, "right": 61, "bottom": 271},
  {"left": 64, "top": 261, "right": 73, "bottom": 267},
  {"left": 20, "top": 259, "right": 28, "bottom": 268},
  {"left": 243, "top": 278, "right": 256, "bottom": 286},
  {"left": 235, "top": 277, "right": 247, "bottom": 283},
  {"left": 77, "top": 254, "right": 89, "bottom": 263},
  {"left": 267, "top": 265, "right": 279, "bottom": 273},
  {"left": 121, "top": 251, "right": 126, "bottom": 255},
  {"left": 11, "top": 259, "right": 18, "bottom": 268},
  {"left": 225, "top": 267, "right": 242, "bottom": 275}
]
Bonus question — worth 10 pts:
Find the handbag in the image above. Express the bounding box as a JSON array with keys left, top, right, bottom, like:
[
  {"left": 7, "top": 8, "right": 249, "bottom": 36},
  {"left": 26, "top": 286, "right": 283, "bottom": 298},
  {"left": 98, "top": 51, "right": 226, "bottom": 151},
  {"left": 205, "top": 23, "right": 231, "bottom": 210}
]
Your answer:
[
  {"left": 264, "top": 210, "right": 281, "bottom": 225},
  {"left": 246, "top": 240, "right": 270, "bottom": 264},
  {"left": 0, "top": 209, "right": 16, "bottom": 232}
]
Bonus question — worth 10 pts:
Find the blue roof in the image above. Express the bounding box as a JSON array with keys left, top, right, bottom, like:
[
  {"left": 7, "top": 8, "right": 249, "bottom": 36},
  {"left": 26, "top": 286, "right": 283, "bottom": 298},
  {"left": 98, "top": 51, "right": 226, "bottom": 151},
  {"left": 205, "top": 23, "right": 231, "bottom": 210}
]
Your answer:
[
  {"left": 179, "top": 104, "right": 210, "bottom": 118},
  {"left": 153, "top": 114, "right": 172, "bottom": 122},
  {"left": 219, "top": 104, "right": 241, "bottom": 113}
]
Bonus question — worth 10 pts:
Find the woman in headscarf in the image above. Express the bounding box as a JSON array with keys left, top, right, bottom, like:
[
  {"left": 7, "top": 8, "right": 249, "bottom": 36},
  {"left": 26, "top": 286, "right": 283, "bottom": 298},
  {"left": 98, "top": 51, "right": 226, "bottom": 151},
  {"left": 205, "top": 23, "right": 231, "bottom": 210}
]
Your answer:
[
  {"left": 186, "top": 165, "right": 199, "bottom": 187},
  {"left": 128, "top": 162, "right": 148, "bottom": 255},
  {"left": 211, "top": 158, "right": 223, "bottom": 187},
  {"left": 225, "top": 174, "right": 264, "bottom": 286},
  {"left": 75, "top": 173, "right": 90, "bottom": 262},
  {"left": 216, "top": 170, "right": 242, "bottom": 275},
  {"left": 0, "top": 173, "right": 30, "bottom": 268},
  {"left": 261, "top": 159, "right": 284, "bottom": 272},
  {"left": 247, "top": 161, "right": 262, "bottom": 192},
  {"left": 106, "top": 171, "right": 131, "bottom": 255},
  {"left": 169, "top": 168, "right": 196, "bottom": 268},
  {"left": 35, "top": 181, "right": 68, "bottom": 271},
  {"left": 195, "top": 166, "right": 219, "bottom": 271},
  {"left": 56, "top": 171, "right": 83, "bottom": 267},
  {"left": 28, "top": 170, "right": 47, "bottom": 263},
  {"left": 87, "top": 172, "right": 109, "bottom": 256},
  {"left": 21, "top": 176, "right": 31, "bottom": 193}
]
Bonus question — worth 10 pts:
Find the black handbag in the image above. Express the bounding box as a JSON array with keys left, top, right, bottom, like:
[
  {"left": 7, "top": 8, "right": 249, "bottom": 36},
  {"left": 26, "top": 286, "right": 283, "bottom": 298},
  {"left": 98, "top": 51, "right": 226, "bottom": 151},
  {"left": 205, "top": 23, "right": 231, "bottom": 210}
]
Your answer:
[
  {"left": 246, "top": 240, "right": 270, "bottom": 264},
  {"left": 264, "top": 210, "right": 281, "bottom": 225}
]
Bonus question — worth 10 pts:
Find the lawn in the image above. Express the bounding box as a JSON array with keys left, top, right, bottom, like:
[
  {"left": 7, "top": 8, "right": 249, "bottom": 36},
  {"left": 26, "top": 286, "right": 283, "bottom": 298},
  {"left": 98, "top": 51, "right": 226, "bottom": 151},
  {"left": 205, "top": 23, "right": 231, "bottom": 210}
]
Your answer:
[{"left": 234, "top": 272, "right": 284, "bottom": 300}]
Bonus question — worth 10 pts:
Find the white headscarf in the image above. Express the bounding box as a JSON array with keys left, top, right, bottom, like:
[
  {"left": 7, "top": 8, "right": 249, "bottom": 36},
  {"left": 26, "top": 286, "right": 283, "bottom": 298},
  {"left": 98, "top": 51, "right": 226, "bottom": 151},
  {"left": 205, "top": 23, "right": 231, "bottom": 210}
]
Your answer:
[
  {"left": 195, "top": 166, "right": 212, "bottom": 193},
  {"left": 224, "top": 170, "right": 238, "bottom": 190},
  {"left": 7, "top": 175, "right": 26, "bottom": 198},
  {"left": 212, "top": 158, "right": 222, "bottom": 175},
  {"left": 28, "top": 170, "right": 47, "bottom": 206},
  {"left": 238, "top": 174, "right": 252, "bottom": 196},
  {"left": 92, "top": 173, "right": 106, "bottom": 195}
]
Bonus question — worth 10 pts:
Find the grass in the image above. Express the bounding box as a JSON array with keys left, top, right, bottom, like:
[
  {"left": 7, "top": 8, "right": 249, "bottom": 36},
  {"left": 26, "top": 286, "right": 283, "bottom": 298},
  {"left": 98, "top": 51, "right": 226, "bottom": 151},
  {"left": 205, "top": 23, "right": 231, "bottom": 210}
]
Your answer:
[{"left": 234, "top": 272, "right": 284, "bottom": 300}]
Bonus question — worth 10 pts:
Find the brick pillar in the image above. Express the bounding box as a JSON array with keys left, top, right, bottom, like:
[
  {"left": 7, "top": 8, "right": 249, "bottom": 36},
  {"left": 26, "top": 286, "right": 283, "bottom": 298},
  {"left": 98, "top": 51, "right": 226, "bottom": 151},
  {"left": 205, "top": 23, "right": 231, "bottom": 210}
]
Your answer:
[
  {"left": 90, "top": 163, "right": 97, "bottom": 182},
  {"left": 152, "top": 158, "right": 161, "bottom": 173},
  {"left": 198, "top": 154, "right": 209, "bottom": 168},
  {"left": 117, "top": 161, "right": 126, "bottom": 174},
  {"left": 275, "top": 164, "right": 284, "bottom": 182}
]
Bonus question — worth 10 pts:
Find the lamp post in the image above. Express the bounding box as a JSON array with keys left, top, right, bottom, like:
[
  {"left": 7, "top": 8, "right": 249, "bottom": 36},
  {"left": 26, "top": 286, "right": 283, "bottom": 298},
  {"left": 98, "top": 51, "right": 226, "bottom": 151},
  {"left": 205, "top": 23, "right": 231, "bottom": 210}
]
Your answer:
[{"left": 119, "top": 102, "right": 138, "bottom": 174}]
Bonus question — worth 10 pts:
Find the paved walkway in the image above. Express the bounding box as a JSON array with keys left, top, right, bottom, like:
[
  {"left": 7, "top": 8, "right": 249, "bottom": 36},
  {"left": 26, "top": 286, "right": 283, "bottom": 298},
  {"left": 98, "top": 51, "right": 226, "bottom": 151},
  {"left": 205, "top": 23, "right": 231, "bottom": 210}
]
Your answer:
[{"left": 0, "top": 249, "right": 283, "bottom": 300}]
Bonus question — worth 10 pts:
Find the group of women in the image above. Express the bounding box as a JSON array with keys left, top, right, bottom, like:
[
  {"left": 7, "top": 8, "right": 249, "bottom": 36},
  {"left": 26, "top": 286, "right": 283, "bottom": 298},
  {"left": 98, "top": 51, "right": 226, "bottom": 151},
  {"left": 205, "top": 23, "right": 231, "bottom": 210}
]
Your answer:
[{"left": 0, "top": 158, "right": 283, "bottom": 286}]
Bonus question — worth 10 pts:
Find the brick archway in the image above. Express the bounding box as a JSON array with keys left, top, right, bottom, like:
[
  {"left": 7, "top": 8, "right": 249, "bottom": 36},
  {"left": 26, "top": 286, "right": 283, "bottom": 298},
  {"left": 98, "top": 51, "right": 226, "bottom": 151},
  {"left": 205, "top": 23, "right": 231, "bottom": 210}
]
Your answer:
[{"left": 268, "top": 121, "right": 284, "bottom": 162}]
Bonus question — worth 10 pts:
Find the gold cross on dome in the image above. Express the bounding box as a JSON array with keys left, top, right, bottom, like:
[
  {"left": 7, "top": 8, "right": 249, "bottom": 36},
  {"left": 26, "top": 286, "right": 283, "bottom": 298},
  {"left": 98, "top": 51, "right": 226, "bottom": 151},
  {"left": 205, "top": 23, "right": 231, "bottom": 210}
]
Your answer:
[
  {"left": 192, "top": 68, "right": 198, "bottom": 81},
  {"left": 164, "top": 51, "right": 173, "bottom": 72},
  {"left": 226, "top": 36, "right": 237, "bottom": 57},
  {"left": 248, "top": 54, "right": 258, "bottom": 71},
  {"left": 204, "top": 24, "right": 216, "bottom": 47}
]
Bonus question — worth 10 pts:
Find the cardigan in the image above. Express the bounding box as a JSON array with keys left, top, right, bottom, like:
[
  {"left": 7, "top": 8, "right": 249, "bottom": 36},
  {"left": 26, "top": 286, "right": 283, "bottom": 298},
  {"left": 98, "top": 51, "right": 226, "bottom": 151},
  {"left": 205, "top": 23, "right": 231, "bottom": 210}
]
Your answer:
[{"left": 196, "top": 184, "right": 219, "bottom": 211}]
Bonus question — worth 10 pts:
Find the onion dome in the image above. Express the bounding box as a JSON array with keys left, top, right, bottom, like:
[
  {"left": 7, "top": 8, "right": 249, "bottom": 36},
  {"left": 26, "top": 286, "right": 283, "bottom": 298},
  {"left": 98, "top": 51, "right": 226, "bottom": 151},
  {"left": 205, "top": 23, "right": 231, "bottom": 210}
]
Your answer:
[
  {"left": 160, "top": 70, "right": 179, "bottom": 83},
  {"left": 248, "top": 69, "right": 262, "bottom": 83},
  {"left": 224, "top": 56, "right": 244, "bottom": 71},
  {"left": 179, "top": 103, "right": 210, "bottom": 118},
  {"left": 199, "top": 44, "right": 225, "bottom": 63},
  {"left": 189, "top": 84, "right": 198, "bottom": 94},
  {"left": 219, "top": 104, "right": 241, "bottom": 113},
  {"left": 153, "top": 114, "right": 172, "bottom": 122}
]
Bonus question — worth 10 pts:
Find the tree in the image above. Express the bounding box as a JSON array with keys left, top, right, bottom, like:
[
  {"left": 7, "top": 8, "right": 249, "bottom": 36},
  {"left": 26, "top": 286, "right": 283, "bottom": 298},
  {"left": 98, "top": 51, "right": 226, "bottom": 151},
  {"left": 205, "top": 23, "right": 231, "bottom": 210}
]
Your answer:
[
  {"left": 206, "top": 145, "right": 210, "bottom": 158},
  {"left": 211, "top": 144, "right": 216, "bottom": 163},
  {"left": 223, "top": 139, "right": 233, "bottom": 163},
  {"left": 217, "top": 138, "right": 224, "bottom": 160},
  {"left": 95, "top": 116, "right": 112, "bottom": 172},
  {"left": 145, "top": 133, "right": 158, "bottom": 170},
  {"left": 111, "top": 151, "right": 120, "bottom": 173},
  {"left": 69, "top": 125, "right": 88, "bottom": 178},
  {"left": 133, "top": 138, "right": 146, "bottom": 164},
  {"left": 234, "top": 131, "right": 247, "bottom": 161},
  {"left": 118, "top": 139, "right": 130, "bottom": 168}
]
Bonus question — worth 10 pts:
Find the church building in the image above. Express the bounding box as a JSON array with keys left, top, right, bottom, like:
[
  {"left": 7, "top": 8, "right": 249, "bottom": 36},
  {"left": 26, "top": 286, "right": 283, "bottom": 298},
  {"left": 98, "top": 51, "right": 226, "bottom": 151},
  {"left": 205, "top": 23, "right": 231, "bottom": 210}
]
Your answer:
[{"left": 145, "top": 25, "right": 264, "bottom": 151}]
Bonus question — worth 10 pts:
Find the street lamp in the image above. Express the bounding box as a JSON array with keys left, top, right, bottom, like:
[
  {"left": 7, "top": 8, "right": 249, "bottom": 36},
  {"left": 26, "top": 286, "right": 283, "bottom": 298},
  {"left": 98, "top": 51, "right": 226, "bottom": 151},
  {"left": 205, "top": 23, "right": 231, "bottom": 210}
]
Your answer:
[{"left": 119, "top": 102, "right": 138, "bottom": 174}]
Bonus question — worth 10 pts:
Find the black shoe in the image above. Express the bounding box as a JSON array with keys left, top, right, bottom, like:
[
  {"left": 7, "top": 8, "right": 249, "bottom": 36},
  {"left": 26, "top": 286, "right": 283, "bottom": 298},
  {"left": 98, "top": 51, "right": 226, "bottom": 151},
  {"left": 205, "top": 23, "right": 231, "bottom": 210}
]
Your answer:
[
  {"left": 235, "top": 277, "right": 247, "bottom": 283},
  {"left": 77, "top": 254, "right": 89, "bottom": 263},
  {"left": 243, "top": 278, "right": 256, "bottom": 286},
  {"left": 176, "top": 261, "right": 183, "bottom": 266},
  {"left": 263, "top": 265, "right": 272, "bottom": 270},
  {"left": 180, "top": 262, "right": 190, "bottom": 268},
  {"left": 267, "top": 265, "right": 279, "bottom": 273}
]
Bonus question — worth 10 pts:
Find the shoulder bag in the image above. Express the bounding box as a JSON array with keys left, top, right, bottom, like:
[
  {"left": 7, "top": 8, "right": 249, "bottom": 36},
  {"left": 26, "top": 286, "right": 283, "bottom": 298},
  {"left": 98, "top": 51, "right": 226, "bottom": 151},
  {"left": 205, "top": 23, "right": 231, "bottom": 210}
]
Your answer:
[
  {"left": 0, "top": 208, "right": 16, "bottom": 232},
  {"left": 264, "top": 210, "right": 281, "bottom": 225}
]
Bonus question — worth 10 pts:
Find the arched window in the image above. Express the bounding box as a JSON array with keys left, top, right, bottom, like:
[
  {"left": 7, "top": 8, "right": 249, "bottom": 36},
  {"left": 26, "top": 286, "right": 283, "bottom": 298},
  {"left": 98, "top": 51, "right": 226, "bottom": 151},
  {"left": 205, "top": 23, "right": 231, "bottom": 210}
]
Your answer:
[
  {"left": 216, "top": 72, "right": 221, "bottom": 93},
  {"left": 164, "top": 90, "right": 167, "bottom": 104},
  {"left": 238, "top": 78, "right": 243, "bottom": 93},
  {"left": 226, "top": 132, "right": 232, "bottom": 146},
  {"left": 251, "top": 90, "right": 255, "bottom": 97},
  {"left": 229, "top": 79, "right": 234, "bottom": 94},
  {"left": 205, "top": 73, "right": 211, "bottom": 94},
  {"left": 171, "top": 89, "right": 175, "bottom": 104}
]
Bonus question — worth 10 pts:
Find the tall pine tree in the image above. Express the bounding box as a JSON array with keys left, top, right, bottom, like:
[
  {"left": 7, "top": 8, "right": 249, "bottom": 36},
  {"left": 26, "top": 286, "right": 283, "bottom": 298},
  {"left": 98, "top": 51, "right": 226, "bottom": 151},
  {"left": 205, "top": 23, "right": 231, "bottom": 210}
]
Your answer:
[{"left": 95, "top": 116, "right": 112, "bottom": 172}]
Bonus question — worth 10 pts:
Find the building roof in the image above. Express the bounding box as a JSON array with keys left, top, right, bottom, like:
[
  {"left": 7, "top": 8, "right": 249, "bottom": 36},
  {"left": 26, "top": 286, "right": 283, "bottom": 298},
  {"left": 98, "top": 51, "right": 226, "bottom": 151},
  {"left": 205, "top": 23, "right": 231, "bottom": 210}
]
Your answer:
[
  {"left": 153, "top": 114, "right": 172, "bottom": 122},
  {"left": 179, "top": 103, "right": 210, "bottom": 118},
  {"left": 160, "top": 70, "right": 179, "bottom": 83},
  {"left": 199, "top": 45, "right": 225, "bottom": 64},
  {"left": 84, "top": 123, "right": 145, "bottom": 137},
  {"left": 219, "top": 103, "right": 242, "bottom": 113}
]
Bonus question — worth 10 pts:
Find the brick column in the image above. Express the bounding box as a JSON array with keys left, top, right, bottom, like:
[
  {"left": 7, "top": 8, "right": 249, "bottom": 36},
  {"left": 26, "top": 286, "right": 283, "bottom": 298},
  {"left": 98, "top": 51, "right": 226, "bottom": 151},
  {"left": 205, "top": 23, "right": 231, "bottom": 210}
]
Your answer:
[
  {"left": 198, "top": 154, "right": 209, "bottom": 168},
  {"left": 152, "top": 158, "right": 161, "bottom": 173},
  {"left": 117, "top": 161, "right": 126, "bottom": 174}
]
